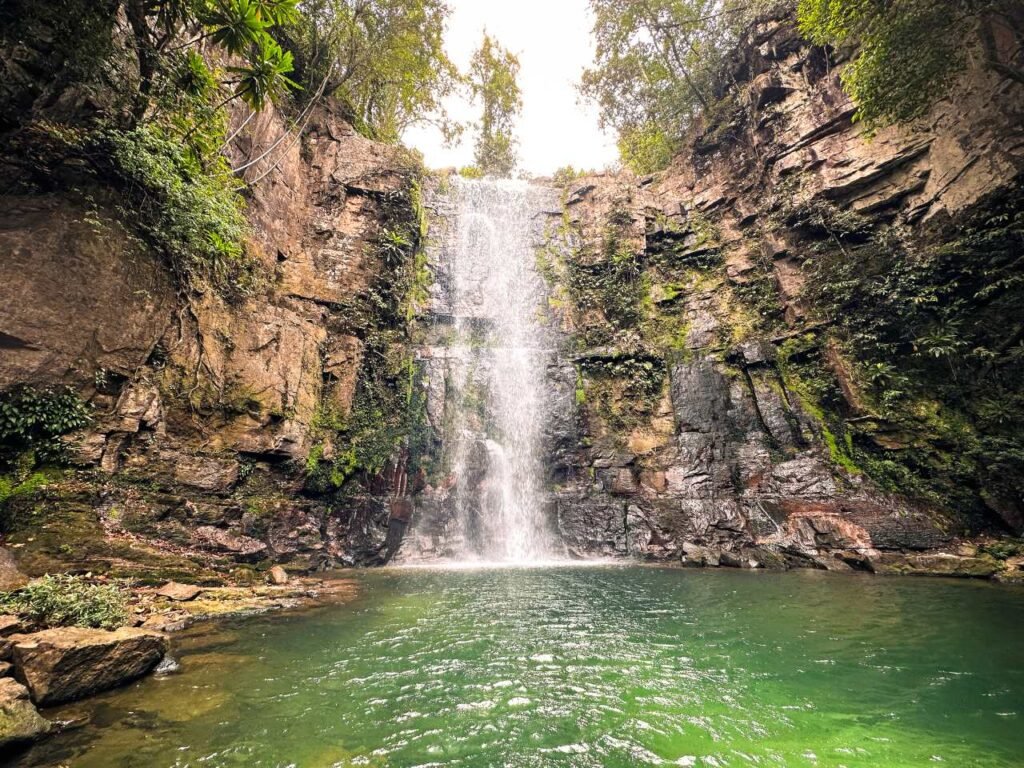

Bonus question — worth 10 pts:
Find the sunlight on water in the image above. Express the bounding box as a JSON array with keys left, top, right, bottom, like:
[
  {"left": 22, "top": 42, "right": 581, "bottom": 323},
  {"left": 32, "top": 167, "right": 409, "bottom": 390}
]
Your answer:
[{"left": 15, "top": 567, "right": 1024, "bottom": 768}]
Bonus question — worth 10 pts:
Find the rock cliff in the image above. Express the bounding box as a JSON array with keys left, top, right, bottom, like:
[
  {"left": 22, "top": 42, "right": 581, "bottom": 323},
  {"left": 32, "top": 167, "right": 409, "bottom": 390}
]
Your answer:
[
  {"left": 535, "top": 13, "right": 1024, "bottom": 576},
  {"left": 1, "top": 11, "right": 1022, "bottom": 581},
  {"left": 0, "top": 94, "right": 427, "bottom": 578}
]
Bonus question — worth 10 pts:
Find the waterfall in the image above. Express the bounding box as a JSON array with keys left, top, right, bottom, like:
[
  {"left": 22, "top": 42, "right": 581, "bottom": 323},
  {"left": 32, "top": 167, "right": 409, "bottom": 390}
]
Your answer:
[{"left": 405, "top": 177, "right": 561, "bottom": 564}]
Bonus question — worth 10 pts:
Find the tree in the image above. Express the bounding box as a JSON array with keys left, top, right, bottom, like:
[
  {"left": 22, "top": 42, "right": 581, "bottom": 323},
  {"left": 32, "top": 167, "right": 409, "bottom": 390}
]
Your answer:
[
  {"left": 123, "top": 0, "right": 302, "bottom": 120},
  {"left": 581, "top": 0, "right": 775, "bottom": 174},
  {"left": 467, "top": 33, "right": 522, "bottom": 177},
  {"left": 798, "top": 0, "right": 1024, "bottom": 128},
  {"left": 284, "top": 0, "right": 461, "bottom": 143}
]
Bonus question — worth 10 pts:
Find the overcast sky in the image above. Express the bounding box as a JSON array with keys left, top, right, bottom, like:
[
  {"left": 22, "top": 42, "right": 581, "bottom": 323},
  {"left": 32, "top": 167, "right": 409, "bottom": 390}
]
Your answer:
[{"left": 402, "top": 0, "right": 619, "bottom": 176}]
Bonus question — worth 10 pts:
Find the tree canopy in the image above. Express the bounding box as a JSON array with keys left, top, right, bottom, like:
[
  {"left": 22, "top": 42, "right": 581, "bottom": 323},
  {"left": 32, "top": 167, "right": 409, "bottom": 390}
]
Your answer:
[
  {"left": 581, "top": 0, "right": 776, "bottom": 174},
  {"left": 798, "top": 0, "right": 1024, "bottom": 128},
  {"left": 124, "top": 0, "right": 302, "bottom": 120},
  {"left": 283, "top": 0, "right": 461, "bottom": 143},
  {"left": 468, "top": 33, "right": 523, "bottom": 177}
]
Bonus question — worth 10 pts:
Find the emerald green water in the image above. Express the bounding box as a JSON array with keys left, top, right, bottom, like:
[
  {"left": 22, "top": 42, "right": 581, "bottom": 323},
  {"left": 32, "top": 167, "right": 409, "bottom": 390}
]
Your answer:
[{"left": 12, "top": 566, "right": 1024, "bottom": 768}]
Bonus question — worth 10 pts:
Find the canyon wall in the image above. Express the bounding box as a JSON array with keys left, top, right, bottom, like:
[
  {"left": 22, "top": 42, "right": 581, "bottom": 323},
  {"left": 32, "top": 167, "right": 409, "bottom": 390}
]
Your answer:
[
  {"left": 0, "top": 93, "right": 426, "bottom": 579},
  {"left": 1, "top": 11, "right": 1022, "bottom": 581},
  {"left": 535, "top": 13, "right": 1024, "bottom": 576}
]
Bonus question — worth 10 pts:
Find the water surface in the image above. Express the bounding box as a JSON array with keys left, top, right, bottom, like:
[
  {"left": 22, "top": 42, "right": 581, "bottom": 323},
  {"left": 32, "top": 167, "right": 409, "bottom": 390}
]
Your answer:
[{"left": 13, "top": 566, "right": 1024, "bottom": 767}]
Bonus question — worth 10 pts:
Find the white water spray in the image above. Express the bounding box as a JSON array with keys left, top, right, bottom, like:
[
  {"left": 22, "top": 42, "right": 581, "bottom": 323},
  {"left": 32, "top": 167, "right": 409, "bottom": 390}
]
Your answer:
[{"left": 408, "top": 177, "right": 561, "bottom": 563}]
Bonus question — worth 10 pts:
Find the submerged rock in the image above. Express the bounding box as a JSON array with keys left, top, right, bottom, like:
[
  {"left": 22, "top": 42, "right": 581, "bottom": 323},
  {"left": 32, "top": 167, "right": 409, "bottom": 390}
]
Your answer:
[
  {"left": 867, "top": 553, "right": 1000, "bottom": 579},
  {"left": 0, "top": 676, "right": 51, "bottom": 749},
  {"left": 10, "top": 627, "right": 168, "bottom": 705}
]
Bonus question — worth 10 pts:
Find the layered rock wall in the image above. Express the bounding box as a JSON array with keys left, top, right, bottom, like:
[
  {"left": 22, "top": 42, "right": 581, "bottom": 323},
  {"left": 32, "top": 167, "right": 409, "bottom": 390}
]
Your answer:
[
  {"left": 0, "top": 99, "right": 422, "bottom": 577},
  {"left": 536, "top": 13, "right": 1024, "bottom": 576}
]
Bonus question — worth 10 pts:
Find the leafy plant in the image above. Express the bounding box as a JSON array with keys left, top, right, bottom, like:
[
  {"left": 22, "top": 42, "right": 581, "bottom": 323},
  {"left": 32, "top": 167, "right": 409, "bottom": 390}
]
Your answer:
[
  {"left": 0, "top": 574, "right": 129, "bottom": 630},
  {"left": 91, "top": 124, "right": 260, "bottom": 297},
  {"left": 0, "top": 386, "right": 91, "bottom": 471},
  {"left": 798, "top": 0, "right": 1024, "bottom": 129},
  {"left": 468, "top": 33, "right": 523, "bottom": 177}
]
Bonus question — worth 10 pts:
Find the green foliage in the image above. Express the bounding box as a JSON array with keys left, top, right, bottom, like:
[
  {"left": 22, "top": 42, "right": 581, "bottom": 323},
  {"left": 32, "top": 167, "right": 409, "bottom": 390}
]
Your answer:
[
  {"left": 552, "top": 166, "right": 591, "bottom": 186},
  {"left": 468, "top": 33, "right": 523, "bottom": 177},
  {"left": 458, "top": 165, "right": 485, "bottom": 179},
  {"left": 91, "top": 124, "right": 260, "bottom": 297},
  {"left": 581, "top": 0, "right": 781, "bottom": 171},
  {"left": 284, "top": 0, "right": 461, "bottom": 143},
  {"left": 797, "top": 0, "right": 1024, "bottom": 128},
  {"left": 125, "top": 0, "right": 302, "bottom": 116},
  {"left": 617, "top": 123, "right": 676, "bottom": 175},
  {"left": 0, "top": 574, "right": 129, "bottom": 630},
  {"left": 796, "top": 186, "right": 1024, "bottom": 519},
  {"left": 0, "top": 387, "right": 91, "bottom": 471}
]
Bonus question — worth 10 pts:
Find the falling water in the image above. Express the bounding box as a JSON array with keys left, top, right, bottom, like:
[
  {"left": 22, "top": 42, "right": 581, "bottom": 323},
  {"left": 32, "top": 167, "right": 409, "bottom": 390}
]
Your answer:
[{"left": 408, "top": 177, "right": 561, "bottom": 563}]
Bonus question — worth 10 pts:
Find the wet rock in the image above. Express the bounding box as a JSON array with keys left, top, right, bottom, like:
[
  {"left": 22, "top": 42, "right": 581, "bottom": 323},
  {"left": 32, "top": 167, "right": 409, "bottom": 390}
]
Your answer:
[
  {"left": 155, "top": 582, "right": 203, "bottom": 602},
  {"left": 268, "top": 565, "right": 289, "bottom": 585},
  {"left": 867, "top": 553, "right": 1000, "bottom": 579},
  {"left": 152, "top": 655, "right": 181, "bottom": 676},
  {"left": 10, "top": 627, "right": 168, "bottom": 705},
  {"left": 0, "top": 677, "right": 51, "bottom": 749}
]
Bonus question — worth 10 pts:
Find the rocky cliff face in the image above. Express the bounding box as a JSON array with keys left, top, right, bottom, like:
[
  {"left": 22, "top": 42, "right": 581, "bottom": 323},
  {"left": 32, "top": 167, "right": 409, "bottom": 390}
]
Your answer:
[
  {"left": 535, "top": 13, "right": 1024, "bottom": 577},
  {"left": 2, "top": 11, "right": 1022, "bottom": 581},
  {"left": 0, "top": 98, "right": 425, "bottom": 579}
]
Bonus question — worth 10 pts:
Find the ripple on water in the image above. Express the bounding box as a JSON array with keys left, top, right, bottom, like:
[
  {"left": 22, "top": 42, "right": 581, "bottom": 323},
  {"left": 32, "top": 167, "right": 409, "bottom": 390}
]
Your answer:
[{"left": 12, "top": 566, "right": 1024, "bottom": 768}]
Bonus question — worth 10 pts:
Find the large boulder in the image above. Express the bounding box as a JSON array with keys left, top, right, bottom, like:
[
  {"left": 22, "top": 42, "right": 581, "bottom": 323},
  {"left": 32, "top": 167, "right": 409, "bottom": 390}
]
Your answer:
[
  {"left": 0, "top": 677, "right": 51, "bottom": 749},
  {"left": 11, "top": 627, "right": 168, "bottom": 705}
]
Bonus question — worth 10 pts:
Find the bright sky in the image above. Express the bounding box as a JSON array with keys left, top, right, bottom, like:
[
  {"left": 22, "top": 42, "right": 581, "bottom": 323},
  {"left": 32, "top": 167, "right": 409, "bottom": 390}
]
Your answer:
[{"left": 402, "top": 0, "right": 619, "bottom": 177}]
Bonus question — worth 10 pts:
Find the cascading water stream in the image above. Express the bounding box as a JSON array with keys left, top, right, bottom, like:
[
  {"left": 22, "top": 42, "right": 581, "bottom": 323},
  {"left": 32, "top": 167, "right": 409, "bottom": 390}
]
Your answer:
[{"left": 404, "top": 177, "right": 562, "bottom": 564}]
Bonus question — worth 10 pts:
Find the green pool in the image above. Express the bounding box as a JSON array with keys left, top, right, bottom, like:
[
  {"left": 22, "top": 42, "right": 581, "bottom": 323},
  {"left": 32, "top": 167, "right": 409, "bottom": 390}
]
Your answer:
[{"left": 11, "top": 566, "right": 1024, "bottom": 767}]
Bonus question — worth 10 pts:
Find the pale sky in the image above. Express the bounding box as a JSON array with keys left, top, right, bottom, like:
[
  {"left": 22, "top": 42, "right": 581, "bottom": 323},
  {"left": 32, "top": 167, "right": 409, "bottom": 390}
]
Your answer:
[{"left": 402, "top": 0, "right": 619, "bottom": 176}]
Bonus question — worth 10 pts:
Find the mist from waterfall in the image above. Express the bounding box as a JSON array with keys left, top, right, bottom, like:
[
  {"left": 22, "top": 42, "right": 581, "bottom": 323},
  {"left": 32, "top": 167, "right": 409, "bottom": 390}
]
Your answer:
[{"left": 411, "top": 176, "right": 561, "bottom": 564}]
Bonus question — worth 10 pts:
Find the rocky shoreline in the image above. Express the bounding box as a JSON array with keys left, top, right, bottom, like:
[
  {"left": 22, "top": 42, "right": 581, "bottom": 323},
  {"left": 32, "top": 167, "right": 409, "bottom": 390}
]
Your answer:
[{"left": 0, "top": 573, "right": 358, "bottom": 753}]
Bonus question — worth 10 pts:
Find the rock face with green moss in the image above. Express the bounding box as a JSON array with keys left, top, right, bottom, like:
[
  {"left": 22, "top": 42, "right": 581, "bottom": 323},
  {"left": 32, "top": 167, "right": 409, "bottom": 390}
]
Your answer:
[
  {"left": 1, "top": 10, "right": 1022, "bottom": 581},
  {"left": 535, "top": 14, "right": 1024, "bottom": 575},
  {"left": 0, "top": 22, "right": 431, "bottom": 579}
]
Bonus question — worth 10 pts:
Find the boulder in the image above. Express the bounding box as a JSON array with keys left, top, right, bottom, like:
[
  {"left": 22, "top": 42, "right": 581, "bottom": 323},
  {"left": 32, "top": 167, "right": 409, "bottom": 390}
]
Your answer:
[
  {"left": 0, "top": 548, "right": 28, "bottom": 592},
  {"left": 0, "top": 677, "right": 51, "bottom": 749},
  {"left": 868, "top": 552, "right": 1000, "bottom": 579},
  {"left": 193, "top": 526, "right": 268, "bottom": 561},
  {"left": 268, "top": 565, "right": 289, "bottom": 585},
  {"left": 155, "top": 582, "right": 202, "bottom": 602},
  {"left": 11, "top": 627, "right": 168, "bottom": 705},
  {"left": 0, "top": 615, "right": 26, "bottom": 637},
  {"left": 680, "top": 542, "right": 721, "bottom": 567}
]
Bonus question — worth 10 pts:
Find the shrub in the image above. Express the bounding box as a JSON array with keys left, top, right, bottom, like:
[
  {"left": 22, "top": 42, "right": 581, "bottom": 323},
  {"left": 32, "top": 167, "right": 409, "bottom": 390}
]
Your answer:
[
  {"left": 94, "top": 125, "right": 260, "bottom": 298},
  {"left": 0, "top": 574, "right": 130, "bottom": 630},
  {"left": 0, "top": 386, "right": 91, "bottom": 470}
]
